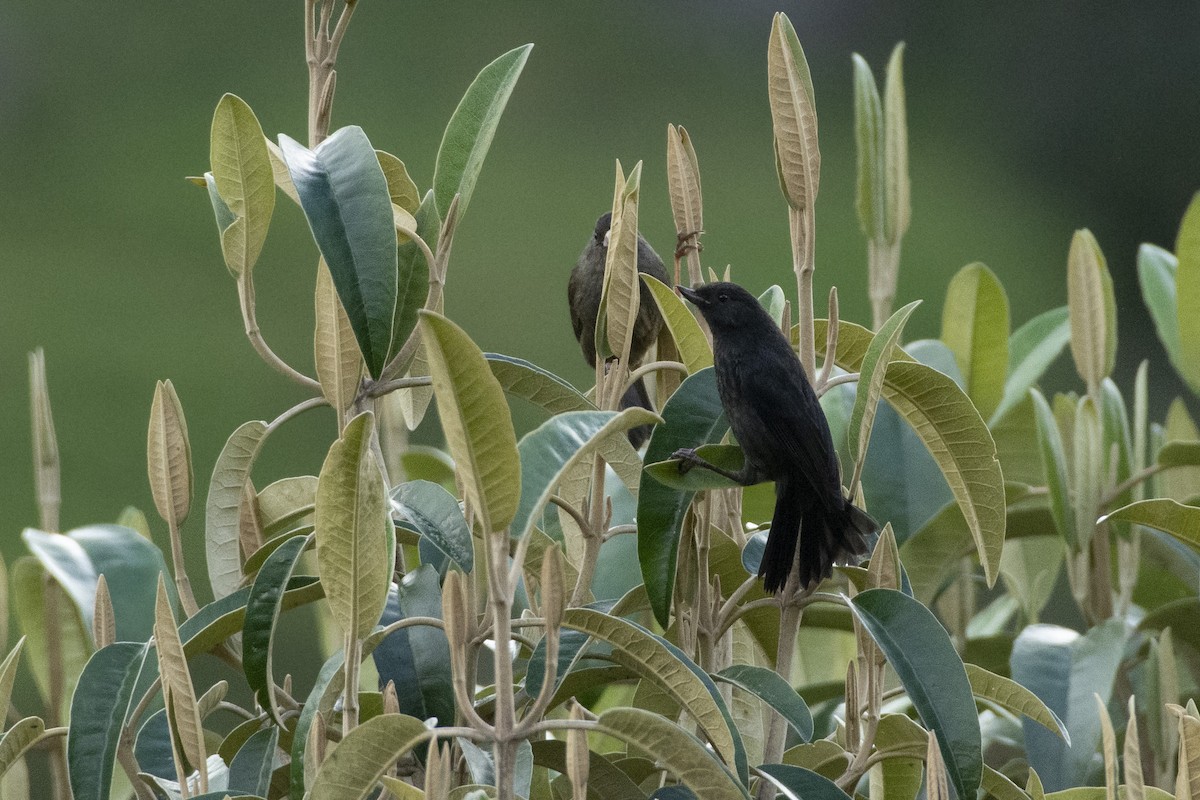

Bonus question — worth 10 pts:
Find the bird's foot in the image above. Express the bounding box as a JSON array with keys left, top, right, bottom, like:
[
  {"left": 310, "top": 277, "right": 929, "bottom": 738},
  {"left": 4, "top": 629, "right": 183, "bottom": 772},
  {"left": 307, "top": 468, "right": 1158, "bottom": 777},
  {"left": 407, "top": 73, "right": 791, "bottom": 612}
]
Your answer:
[
  {"left": 675, "top": 229, "right": 704, "bottom": 260},
  {"left": 671, "top": 447, "right": 702, "bottom": 474}
]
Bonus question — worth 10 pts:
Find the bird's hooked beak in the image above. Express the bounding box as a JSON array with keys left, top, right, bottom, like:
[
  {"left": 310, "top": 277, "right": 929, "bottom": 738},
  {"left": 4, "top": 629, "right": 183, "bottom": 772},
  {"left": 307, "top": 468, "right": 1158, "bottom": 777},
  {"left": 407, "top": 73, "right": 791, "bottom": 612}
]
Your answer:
[{"left": 677, "top": 285, "right": 706, "bottom": 307}]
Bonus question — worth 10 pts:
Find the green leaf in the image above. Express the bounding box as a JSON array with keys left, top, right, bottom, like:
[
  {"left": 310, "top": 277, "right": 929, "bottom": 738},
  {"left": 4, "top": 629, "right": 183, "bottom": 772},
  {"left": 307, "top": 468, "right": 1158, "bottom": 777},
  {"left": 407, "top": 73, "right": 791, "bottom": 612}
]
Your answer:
[
  {"left": 852, "top": 52, "right": 883, "bottom": 240},
  {"left": 1137, "top": 244, "right": 1182, "bottom": 379},
  {"left": 767, "top": 13, "right": 819, "bottom": 211},
  {"left": 227, "top": 727, "right": 277, "bottom": 796},
  {"left": 512, "top": 409, "right": 659, "bottom": 545},
  {"left": 1010, "top": 620, "right": 1127, "bottom": 792},
  {"left": 279, "top": 127, "right": 397, "bottom": 378},
  {"left": 883, "top": 42, "right": 910, "bottom": 243},
  {"left": 850, "top": 300, "right": 921, "bottom": 474},
  {"left": 433, "top": 43, "right": 533, "bottom": 220},
  {"left": 756, "top": 763, "right": 849, "bottom": 799},
  {"left": 1030, "top": 389, "right": 1076, "bottom": 548},
  {"left": 391, "top": 480, "right": 473, "bottom": 572},
  {"left": 315, "top": 413, "right": 392, "bottom": 641},
  {"left": 147, "top": 379, "right": 194, "bottom": 530},
  {"left": 180, "top": 577, "right": 322, "bottom": 660},
  {"left": 1100, "top": 499, "right": 1200, "bottom": 548},
  {"left": 714, "top": 665, "right": 813, "bottom": 742},
  {"left": 388, "top": 189, "right": 437, "bottom": 362},
  {"left": 941, "top": 264, "right": 1009, "bottom": 420},
  {"left": 21, "top": 529, "right": 97, "bottom": 629},
  {"left": 315, "top": 259, "right": 365, "bottom": 420},
  {"left": 965, "top": 663, "right": 1068, "bottom": 741},
  {"left": 372, "top": 566, "right": 455, "bottom": 728},
  {"left": 596, "top": 161, "right": 643, "bottom": 364},
  {"left": 593, "top": 708, "right": 750, "bottom": 800},
  {"left": 645, "top": 444, "right": 745, "bottom": 492},
  {"left": 243, "top": 534, "right": 311, "bottom": 724},
  {"left": 419, "top": 312, "right": 520, "bottom": 534},
  {"left": 992, "top": 306, "right": 1070, "bottom": 425},
  {"left": 205, "top": 421, "right": 268, "bottom": 601},
  {"left": 530, "top": 741, "right": 647, "bottom": 800},
  {"left": 289, "top": 651, "right": 345, "bottom": 800},
  {"left": 202, "top": 172, "right": 237, "bottom": 247},
  {"left": 67, "top": 642, "right": 147, "bottom": 800},
  {"left": 153, "top": 577, "right": 207, "bottom": 779},
  {"left": 815, "top": 320, "right": 1004, "bottom": 583},
  {"left": 1067, "top": 229, "right": 1116, "bottom": 392},
  {"left": 1159, "top": 440, "right": 1200, "bottom": 467},
  {"left": 563, "top": 609, "right": 744, "bottom": 780},
  {"left": 757, "top": 285, "right": 787, "bottom": 327},
  {"left": 850, "top": 588, "right": 981, "bottom": 800},
  {"left": 486, "top": 353, "right": 596, "bottom": 416},
  {"left": 0, "top": 718, "right": 45, "bottom": 781},
  {"left": 309, "top": 713, "right": 429, "bottom": 800},
  {"left": 642, "top": 274, "right": 713, "bottom": 373},
  {"left": 1176, "top": 193, "right": 1200, "bottom": 393},
  {"left": 637, "top": 368, "right": 728, "bottom": 628},
  {"left": 210, "top": 94, "right": 275, "bottom": 277},
  {"left": 376, "top": 151, "right": 420, "bottom": 214},
  {"left": 11, "top": 558, "right": 91, "bottom": 706}
]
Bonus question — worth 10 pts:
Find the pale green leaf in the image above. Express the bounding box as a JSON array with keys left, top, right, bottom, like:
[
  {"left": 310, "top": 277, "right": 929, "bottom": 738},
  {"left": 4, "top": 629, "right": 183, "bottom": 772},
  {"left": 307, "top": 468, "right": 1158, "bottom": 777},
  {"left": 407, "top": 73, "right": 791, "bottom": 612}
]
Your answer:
[
  {"left": 767, "top": 13, "right": 819, "bottom": 211},
  {"left": 309, "top": 713, "right": 429, "bottom": 800},
  {"left": 0, "top": 718, "right": 44, "bottom": 781},
  {"left": 666, "top": 124, "right": 703, "bottom": 258},
  {"left": 0, "top": 639, "right": 25, "bottom": 719},
  {"left": 965, "top": 663, "right": 1068, "bottom": 741},
  {"left": 314, "top": 412, "right": 392, "bottom": 640},
  {"left": 1067, "top": 229, "right": 1116, "bottom": 392},
  {"left": 1030, "top": 389, "right": 1076, "bottom": 547},
  {"left": 315, "top": 259, "right": 364, "bottom": 421},
  {"left": 941, "top": 263, "right": 1009, "bottom": 420},
  {"left": 597, "top": 161, "right": 643, "bottom": 365},
  {"left": 147, "top": 379, "right": 193, "bottom": 529},
  {"left": 209, "top": 94, "right": 275, "bottom": 277},
  {"left": 852, "top": 52, "right": 883, "bottom": 239},
  {"left": 1175, "top": 193, "right": 1200, "bottom": 393},
  {"left": 1138, "top": 244, "right": 1182, "bottom": 379},
  {"left": 992, "top": 306, "right": 1070, "bottom": 426},
  {"left": 883, "top": 42, "right": 910, "bottom": 243},
  {"left": 11, "top": 558, "right": 91, "bottom": 707},
  {"left": 642, "top": 274, "right": 712, "bottom": 373},
  {"left": 850, "top": 300, "right": 920, "bottom": 476},
  {"left": 1100, "top": 499, "right": 1200, "bottom": 549},
  {"left": 376, "top": 151, "right": 420, "bottom": 214},
  {"left": 419, "top": 312, "right": 520, "bottom": 533},
  {"left": 205, "top": 420, "right": 267, "bottom": 601},
  {"left": 154, "top": 577, "right": 207, "bottom": 782}
]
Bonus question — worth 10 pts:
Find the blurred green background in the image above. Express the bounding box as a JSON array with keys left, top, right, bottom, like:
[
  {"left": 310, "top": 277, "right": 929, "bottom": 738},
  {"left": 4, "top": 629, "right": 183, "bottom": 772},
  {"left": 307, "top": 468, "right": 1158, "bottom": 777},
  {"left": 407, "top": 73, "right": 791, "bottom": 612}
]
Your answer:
[{"left": 3, "top": 1, "right": 1200, "bottom": 771}]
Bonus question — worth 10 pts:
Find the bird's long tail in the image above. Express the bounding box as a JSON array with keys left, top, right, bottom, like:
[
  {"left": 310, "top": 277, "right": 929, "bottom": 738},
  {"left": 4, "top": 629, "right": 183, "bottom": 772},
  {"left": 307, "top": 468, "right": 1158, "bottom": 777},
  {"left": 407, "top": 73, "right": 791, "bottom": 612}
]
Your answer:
[
  {"left": 620, "top": 376, "right": 656, "bottom": 448},
  {"left": 760, "top": 480, "right": 877, "bottom": 593}
]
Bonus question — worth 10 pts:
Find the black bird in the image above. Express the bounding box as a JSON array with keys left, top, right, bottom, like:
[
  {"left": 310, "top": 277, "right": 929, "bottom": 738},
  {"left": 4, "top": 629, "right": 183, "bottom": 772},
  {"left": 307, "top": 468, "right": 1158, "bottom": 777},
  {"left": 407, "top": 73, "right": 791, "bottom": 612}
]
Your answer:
[
  {"left": 568, "top": 212, "right": 670, "bottom": 448},
  {"left": 675, "top": 282, "right": 875, "bottom": 592}
]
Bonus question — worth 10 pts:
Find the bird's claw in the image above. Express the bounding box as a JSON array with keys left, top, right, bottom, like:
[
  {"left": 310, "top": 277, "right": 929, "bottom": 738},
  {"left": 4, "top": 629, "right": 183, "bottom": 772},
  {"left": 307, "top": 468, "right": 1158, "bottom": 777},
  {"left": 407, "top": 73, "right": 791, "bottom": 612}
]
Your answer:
[
  {"left": 675, "top": 229, "right": 703, "bottom": 260},
  {"left": 671, "top": 447, "right": 700, "bottom": 474}
]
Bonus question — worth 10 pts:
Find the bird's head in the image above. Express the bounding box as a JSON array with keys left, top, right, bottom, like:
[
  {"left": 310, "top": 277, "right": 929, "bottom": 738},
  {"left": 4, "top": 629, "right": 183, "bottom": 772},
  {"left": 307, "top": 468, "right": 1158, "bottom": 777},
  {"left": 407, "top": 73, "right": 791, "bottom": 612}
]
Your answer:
[
  {"left": 593, "top": 212, "right": 613, "bottom": 248},
  {"left": 677, "top": 282, "right": 768, "bottom": 333}
]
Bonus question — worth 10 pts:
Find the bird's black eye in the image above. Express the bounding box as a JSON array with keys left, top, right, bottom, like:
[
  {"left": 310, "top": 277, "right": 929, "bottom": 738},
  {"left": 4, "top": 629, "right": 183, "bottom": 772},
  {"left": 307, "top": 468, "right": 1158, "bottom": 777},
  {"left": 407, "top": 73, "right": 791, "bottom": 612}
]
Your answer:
[{"left": 718, "top": 293, "right": 729, "bottom": 302}]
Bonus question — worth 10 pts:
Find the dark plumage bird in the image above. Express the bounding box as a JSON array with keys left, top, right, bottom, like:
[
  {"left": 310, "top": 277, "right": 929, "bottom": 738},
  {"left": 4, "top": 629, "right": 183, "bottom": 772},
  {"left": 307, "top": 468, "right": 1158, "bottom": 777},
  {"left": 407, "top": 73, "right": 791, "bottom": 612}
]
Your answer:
[
  {"left": 568, "top": 212, "right": 670, "bottom": 447},
  {"left": 676, "top": 282, "right": 876, "bottom": 592}
]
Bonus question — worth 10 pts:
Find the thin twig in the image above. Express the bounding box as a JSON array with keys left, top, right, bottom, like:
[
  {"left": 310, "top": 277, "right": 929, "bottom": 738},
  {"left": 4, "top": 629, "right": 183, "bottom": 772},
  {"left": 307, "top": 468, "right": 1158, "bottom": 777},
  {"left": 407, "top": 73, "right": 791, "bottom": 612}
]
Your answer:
[
  {"left": 816, "top": 287, "right": 839, "bottom": 393},
  {"left": 821, "top": 372, "right": 861, "bottom": 392},
  {"left": 238, "top": 277, "right": 321, "bottom": 391},
  {"left": 623, "top": 360, "right": 690, "bottom": 395}
]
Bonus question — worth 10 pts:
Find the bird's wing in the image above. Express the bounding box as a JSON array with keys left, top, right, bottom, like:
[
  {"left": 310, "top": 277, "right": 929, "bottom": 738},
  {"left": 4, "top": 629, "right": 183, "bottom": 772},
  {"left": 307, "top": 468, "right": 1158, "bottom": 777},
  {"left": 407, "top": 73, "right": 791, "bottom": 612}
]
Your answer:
[
  {"left": 743, "top": 347, "right": 844, "bottom": 511},
  {"left": 567, "top": 270, "right": 586, "bottom": 342}
]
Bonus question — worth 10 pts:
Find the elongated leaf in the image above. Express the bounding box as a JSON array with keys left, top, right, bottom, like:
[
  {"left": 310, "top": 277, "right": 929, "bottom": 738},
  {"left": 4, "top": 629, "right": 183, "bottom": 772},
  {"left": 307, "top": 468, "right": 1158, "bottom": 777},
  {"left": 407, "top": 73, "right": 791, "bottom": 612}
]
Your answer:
[
  {"left": 642, "top": 274, "right": 713, "bottom": 373},
  {"left": 1067, "top": 229, "right": 1116, "bottom": 392},
  {"left": 1030, "top": 389, "right": 1076, "bottom": 547},
  {"left": 883, "top": 42, "right": 910, "bottom": 243},
  {"left": 852, "top": 53, "right": 883, "bottom": 239},
  {"left": 210, "top": 94, "right": 275, "bottom": 276},
  {"left": 757, "top": 764, "right": 849, "bottom": 799},
  {"left": 486, "top": 353, "right": 595, "bottom": 416},
  {"left": 372, "top": 566, "right": 454, "bottom": 727},
  {"left": 1010, "top": 620, "right": 1127, "bottom": 791},
  {"left": 564, "top": 609, "right": 743, "bottom": 778},
  {"left": 388, "top": 189, "right": 437, "bottom": 362},
  {"left": 1158, "top": 440, "right": 1200, "bottom": 467},
  {"left": 1138, "top": 244, "right": 1182, "bottom": 379},
  {"left": 154, "top": 577, "right": 207, "bottom": 780},
  {"left": 68, "top": 642, "right": 147, "bottom": 800},
  {"left": 206, "top": 421, "right": 268, "bottom": 601},
  {"left": 315, "top": 260, "right": 364, "bottom": 421},
  {"left": 965, "top": 663, "right": 1068, "bottom": 741},
  {"left": 992, "top": 306, "right": 1070, "bottom": 425},
  {"left": 243, "top": 534, "right": 310, "bottom": 723},
  {"left": 511, "top": 408, "right": 658, "bottom": 545},
  {"left": 0, "top": 639, "right": 24, "bottom": 719},
  {"left": 941, "top": 264, "right": 1009, "bottom": 420},
  {"left": 850, "top": 588, "right": 981, "bottom": 800},
  {"left": 645, "top": 444, "right": 745, "bottom": 492},
  {"left": 1100, "top": 499, "right": 1200, "bottom": 548},
  {"left": 850, "top": 300, "right": 920, "bottom": 470},
  {"left": 714, "top": 665, "right": 813, "bottom": 742},
  {"left": 593, "top": 708, "right": 750, "bottom": 800},
  {"left": 11, "top": 558, "right": 91, "bottom": 706},
  {"left": 391, "top": 481, "right": 473, "bottom": 571},
  {"left": 202, "top": 172, "right": 237, "bottom": 245},
  {"left": 419, "top": 312, "right": 520, "bottom": 534},
  {"left": 814, "top": 320, "right": 1004, "bottom": 582},
  {"left": 666, "top": 124, "right": 703, "bottom": 260},
  {"left": 767, "top": 13, "right": 819, "bottom": 211},
  {"left": 597, "top": 161, "right": 643, "bottom": 364},
  {"left": 637, "top": 368, "right": 728, "bottom": 627},
  {"left": 433, "top": 44, "right": 532, "bottom": 219},
  {"left": 279, "top": 127, "right": 397, "bottom": 378},
  {"left": 309, "top": 713, "right": 429, "bottom": 800},
  {"left": 0, "top": 718, "right": 44, "bottom": 780},
  {"left": 21, "top": 529, "right": 97, "bottom": 630},
  {"left": 376, "top": 151, "right": 420, "bottom": 214},
  {"left": 148, "top": 379, "right": 193, "bottom": 529},
  {"left": 1176, "top": 193, "right": 1200, "bottom": 393},
  {"left": 315, "top": 413, "right": 392, "bottom": 640},
  {"left": 531, "top": 741, "right": 647, "bottom": 800},
  {"left": 227, "top": 727, "right": 277, "bottom": 796}
]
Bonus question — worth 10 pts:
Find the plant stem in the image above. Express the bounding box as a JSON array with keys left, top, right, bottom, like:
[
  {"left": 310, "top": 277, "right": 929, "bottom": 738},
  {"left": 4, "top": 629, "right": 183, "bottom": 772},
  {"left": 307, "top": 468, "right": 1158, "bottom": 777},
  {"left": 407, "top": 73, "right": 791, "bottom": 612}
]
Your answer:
[
  {"left": 237, "top": 276, "right": 321, "bottom": 391},
  {"left": 167, "top": 518, "right": 200, "bottom": 618},
  {"left": 488, "top": 530, "right": 518, "bottom": 800},
  {"left": 44, "top": 578, "right": 69, "bottom": 800},
  {"left": 789, "top": 206, "right": 816, "bottom": 381},
  {"left": 342, "top": 633, "right": 361, "bottom": 736}
]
